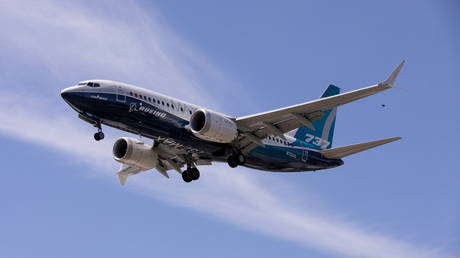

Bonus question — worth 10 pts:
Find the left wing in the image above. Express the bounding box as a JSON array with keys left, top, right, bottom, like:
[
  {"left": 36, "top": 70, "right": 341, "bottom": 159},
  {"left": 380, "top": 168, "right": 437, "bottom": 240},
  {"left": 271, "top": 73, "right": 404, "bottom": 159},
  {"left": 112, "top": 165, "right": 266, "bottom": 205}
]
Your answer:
[{"left": 235, "top": 61, "right": 404, "bottom": 152}]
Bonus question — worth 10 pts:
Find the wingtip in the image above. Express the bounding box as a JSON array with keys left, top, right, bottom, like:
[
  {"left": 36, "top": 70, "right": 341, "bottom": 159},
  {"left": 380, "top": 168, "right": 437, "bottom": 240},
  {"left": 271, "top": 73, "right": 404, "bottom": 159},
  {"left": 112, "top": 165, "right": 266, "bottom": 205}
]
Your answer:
[{"left": 383, "top": 60, "right": 405, "bottom": 86}]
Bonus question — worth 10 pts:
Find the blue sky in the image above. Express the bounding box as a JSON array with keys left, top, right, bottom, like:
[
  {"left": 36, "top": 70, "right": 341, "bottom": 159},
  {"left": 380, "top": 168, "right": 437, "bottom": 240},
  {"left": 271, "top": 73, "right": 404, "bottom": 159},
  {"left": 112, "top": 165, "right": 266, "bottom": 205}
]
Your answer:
[{"left": 0, "top": 1, "right": 458, "bottom": 257}]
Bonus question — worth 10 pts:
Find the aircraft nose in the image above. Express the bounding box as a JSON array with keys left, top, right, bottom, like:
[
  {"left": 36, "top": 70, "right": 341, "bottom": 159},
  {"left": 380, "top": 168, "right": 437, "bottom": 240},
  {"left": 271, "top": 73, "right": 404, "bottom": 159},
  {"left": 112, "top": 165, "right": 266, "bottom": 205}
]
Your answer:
[
  {"left": 60, "top": 86, "right": 78, "bottom": 102},
  {"left": 61, "top": 86, "right": 78, "bottom": 104},
  {"left": 60, "top": 88, "right": 70, "bottom": 100}
]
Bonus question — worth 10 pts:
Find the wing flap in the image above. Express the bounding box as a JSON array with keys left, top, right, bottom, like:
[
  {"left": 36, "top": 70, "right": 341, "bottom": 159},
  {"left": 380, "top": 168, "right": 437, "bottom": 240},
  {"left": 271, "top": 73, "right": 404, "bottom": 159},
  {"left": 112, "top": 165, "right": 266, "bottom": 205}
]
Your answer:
[
  {"left": 320, "top": 137, "right": 401, "bottom": 159},
  {"left": 117, "top": 164, "right": 144, "bottom": 185}
]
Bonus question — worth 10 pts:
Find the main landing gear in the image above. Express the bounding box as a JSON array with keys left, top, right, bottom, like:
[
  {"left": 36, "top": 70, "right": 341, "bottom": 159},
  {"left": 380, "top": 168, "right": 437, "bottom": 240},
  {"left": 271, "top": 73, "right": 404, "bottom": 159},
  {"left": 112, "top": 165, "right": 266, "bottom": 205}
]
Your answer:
[
  {"left": 93, "top": 122, "right": 105, "bottom": 141},
  {"left": 182, "top": 167, "right": 200, "bottom": 183},
  {"left": 227, "top": 153, "right": 246, "bottom": 168},
  {"left": 182, "top": 152, "right": 200, "bottom": 183}
]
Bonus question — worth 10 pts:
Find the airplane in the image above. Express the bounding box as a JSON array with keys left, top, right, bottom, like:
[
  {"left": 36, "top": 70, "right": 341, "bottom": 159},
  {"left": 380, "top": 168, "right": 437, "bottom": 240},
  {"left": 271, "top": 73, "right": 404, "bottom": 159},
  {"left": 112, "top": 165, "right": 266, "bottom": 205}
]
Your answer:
[{"left": 61, "top": 61, "right": 404, "bottom": 185}]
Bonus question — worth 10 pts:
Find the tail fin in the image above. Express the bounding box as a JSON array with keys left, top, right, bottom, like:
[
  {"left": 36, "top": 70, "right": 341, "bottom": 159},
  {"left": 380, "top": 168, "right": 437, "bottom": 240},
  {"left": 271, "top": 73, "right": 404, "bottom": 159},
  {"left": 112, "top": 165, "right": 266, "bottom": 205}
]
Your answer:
[{"left": 291, "top": 85, "right": 340, "bottom": 150}]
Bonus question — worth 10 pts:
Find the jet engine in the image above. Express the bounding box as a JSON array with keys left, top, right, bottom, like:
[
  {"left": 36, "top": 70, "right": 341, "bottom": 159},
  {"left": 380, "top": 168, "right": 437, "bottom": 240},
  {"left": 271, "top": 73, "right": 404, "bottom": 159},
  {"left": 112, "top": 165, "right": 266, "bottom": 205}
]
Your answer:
[
  {"left": 112, "top": 137, "right": 158, "bottom": 169},
  {"left": 190, "top": 109, "right": 238, "bottom": 143}
]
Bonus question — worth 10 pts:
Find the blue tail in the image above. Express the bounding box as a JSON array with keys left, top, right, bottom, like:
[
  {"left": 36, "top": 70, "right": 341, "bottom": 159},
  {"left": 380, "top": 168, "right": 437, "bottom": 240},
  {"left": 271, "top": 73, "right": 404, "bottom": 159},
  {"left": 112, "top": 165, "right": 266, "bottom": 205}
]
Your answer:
[{"left": 292, "top": 85, "right": 340, "bottom": 150}]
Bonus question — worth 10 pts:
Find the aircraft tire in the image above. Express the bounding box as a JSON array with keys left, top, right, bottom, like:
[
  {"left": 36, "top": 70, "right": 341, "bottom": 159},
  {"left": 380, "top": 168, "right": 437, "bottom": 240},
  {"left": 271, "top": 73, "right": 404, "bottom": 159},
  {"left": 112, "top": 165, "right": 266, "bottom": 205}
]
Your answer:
[
  {"left": 227, "top": 156, "right": 238, "bottom": 168},
  {"left": 182, "top": 170, "right": 193, "bottom": 183},
  {"left": 190, "top": 167, "right": 200, "bottom": 180},
  {"left": 236, "top": 153, "right": 246, "bottom": 165},
  {"left": 94, "top": 132, "right": 104, "bottom": 141}
]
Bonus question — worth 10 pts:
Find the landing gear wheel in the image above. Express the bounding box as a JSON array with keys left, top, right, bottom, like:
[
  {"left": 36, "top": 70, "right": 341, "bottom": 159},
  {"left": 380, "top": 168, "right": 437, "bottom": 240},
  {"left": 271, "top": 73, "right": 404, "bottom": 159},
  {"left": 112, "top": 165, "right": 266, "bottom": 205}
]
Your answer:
[
  {"left": 94, "top": 131, "right": 104, "bottom": 141},
  {"left": 182, "top": 170, "right": 193, "bottom": 183},
  {"left": 94, "top": 121, "right": 104, "bottom": 141},
  {"left": 190, "top": 167, "right": 200, "bottom": 180},
  {"left": 227, "top": 156, "right": 238, "bottom": 168},
  {"left": 236, "top": 153, "right": 246, "bottom": 165}
]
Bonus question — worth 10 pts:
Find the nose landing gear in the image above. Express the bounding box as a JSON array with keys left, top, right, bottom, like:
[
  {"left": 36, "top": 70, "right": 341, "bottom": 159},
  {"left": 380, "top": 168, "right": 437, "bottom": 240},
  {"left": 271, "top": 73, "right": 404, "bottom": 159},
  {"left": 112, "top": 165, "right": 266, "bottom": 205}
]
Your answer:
[
  {"left": 94, "top": 131, "right": 104, "bottom": 141},
  {"left": 93, "top": 122, "right": 105, "bottom": 141}
]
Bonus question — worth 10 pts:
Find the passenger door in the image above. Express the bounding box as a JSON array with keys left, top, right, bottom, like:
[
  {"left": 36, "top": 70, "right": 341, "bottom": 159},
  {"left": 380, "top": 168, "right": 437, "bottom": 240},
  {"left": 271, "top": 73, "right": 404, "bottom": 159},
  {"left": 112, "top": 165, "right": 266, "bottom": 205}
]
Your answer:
[{"left": 116, "top": 86, "right": 126, "bottom": 103}]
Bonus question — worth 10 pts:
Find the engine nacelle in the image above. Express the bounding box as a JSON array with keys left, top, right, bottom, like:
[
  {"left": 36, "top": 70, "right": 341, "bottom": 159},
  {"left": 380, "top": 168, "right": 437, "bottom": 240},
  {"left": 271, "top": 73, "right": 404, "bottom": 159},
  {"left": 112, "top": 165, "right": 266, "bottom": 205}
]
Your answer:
[
  {"left": 112, "top": 137, "right": 158, "bottom": 169},
  {"left": 190, "top": 109, "right": 238, "bottom": 143}
]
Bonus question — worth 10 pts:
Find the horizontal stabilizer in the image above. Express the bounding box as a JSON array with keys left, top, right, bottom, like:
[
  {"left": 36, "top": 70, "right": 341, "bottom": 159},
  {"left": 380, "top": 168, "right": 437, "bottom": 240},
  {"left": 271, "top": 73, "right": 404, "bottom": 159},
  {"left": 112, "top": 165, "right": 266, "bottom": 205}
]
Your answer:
[{"left": 320, "top": 137, "right": 401, "bottom": 159}]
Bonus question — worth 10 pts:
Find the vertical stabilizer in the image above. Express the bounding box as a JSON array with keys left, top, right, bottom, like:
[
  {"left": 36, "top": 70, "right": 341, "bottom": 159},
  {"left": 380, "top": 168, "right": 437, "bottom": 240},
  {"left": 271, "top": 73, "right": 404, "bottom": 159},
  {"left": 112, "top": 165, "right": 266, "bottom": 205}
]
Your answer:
[{"left": 290, "top": 85, "right": 340, "bottom": 150}]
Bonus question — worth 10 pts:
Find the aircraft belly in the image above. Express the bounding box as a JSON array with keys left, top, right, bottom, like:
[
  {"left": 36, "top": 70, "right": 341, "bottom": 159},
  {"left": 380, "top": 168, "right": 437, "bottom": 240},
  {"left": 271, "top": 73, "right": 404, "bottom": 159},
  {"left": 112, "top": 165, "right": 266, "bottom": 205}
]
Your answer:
[
  {"left": 245, "top": 145, "right": 310, "bottom": 172},
  {"left": 244, "top": 145, "right": 343, "bottom": 172}
]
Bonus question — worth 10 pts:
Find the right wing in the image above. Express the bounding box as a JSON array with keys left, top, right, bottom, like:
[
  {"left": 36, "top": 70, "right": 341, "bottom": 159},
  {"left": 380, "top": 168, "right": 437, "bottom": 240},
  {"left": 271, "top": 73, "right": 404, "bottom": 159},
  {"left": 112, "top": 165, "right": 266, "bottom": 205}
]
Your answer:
[
  {"left": 319, "top": 137, "right": 401, "bottom": 159},
  {"left": 235, "top": 61, "right": 405, "bottom": 152}
]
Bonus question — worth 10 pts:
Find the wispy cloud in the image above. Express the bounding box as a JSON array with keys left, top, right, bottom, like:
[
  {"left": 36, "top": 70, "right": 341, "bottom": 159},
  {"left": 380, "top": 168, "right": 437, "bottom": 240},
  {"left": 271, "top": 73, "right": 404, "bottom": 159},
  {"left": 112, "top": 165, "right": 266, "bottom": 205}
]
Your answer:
[
  {"left": 0, "top": 95, "right": 448, "bottom": 258},
  {"left": 0, "top": 1, "right": 451, "bottom": 257},
  {"left": 0, "top": 0, "right": 247, "bottom": 112}
]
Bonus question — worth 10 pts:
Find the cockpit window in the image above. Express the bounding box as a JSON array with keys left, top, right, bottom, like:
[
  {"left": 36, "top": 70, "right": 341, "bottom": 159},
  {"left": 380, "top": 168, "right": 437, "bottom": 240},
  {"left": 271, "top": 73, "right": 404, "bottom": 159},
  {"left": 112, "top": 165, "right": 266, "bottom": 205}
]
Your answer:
[{"left": 79, "top": 82, "right": 101, "bottom": 87}]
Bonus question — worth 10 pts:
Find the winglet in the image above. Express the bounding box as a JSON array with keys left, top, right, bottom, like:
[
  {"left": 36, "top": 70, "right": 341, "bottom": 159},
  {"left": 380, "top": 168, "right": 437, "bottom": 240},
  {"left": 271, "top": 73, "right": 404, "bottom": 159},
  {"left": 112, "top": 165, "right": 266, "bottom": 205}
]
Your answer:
[{"left": 382, "top": 60, "right": 405, "bottom": 86}]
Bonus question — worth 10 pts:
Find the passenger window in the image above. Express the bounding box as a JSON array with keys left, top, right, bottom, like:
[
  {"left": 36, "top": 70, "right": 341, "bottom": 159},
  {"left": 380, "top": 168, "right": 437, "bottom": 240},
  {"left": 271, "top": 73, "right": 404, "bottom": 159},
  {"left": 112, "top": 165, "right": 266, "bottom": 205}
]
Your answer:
[
  {"left": 144, "top": 96, "right": 147, "bottom": 100},
  {"left": 129, "top": 92, "right": 133, "bottom": 96},
  {"left": 162, "top": 101, "right": 165, "bottom": 106},
  {"left": 180, "top": 107, "right": 184, "bottom": 112},
  {"left": 157, "top": 100, "right": 160, "bottom": 104},
  {"left": 167, "top": 103, "right": 170, "bottom": 107},
  {"left": 148, "top": 97, "right": 151, "bottom": 102},
  {"left": 189, "top": 110, "right": 192, "bottom": 115},
  {"left": 134, "top": 93, "right": 138, "bottom": 97},
  {"left": 171, "top": 104, "right": 174, "bottom": 109}
]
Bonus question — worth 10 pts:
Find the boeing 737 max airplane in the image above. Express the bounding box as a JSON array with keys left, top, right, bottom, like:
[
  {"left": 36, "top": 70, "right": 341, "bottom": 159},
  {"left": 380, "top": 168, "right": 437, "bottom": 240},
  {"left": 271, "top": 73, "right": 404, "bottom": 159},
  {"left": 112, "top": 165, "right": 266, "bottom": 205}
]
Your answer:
[{"left": 61, "top": 61, "right": 404, "bottom": 184}]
